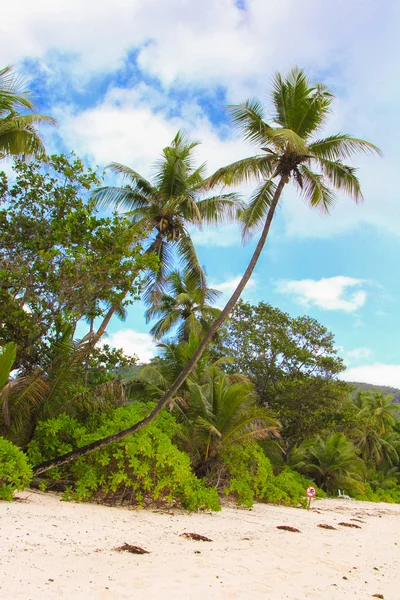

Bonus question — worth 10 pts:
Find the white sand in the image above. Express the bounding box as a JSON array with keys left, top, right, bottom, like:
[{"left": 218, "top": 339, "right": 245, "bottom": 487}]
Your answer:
[{"left": 1, "top": 491, "right": 399, "bottom": 599}]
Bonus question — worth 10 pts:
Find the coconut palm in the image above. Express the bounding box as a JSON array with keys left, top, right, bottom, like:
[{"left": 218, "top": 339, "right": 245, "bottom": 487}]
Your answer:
[
  {"left": 361, "top": 392, "right": 399, "bottom": 434},
  {"left": 144, "top": 270, "right": 222, "bottom": 341},
  {"left": 0, "top": 66, "right": 56, "bottom": 159},
  {"left": 292, "top": 433, "right": 365, "bottom": 494},
  {"left": 351, "top": 391, "right": 400, "bottom": 464},
  {"left": 177, "top": 367, "right": 280, "bottom": 475},
  {"left": 91, "top": 131, "right": 241, "bottom": 343},
  {"left": 32, "top": 67, "right": 380, "bottom": 476}
]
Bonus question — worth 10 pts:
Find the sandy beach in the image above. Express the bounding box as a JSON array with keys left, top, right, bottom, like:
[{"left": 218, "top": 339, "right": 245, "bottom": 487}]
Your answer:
[{"left": 0, "top": 491, "right": 398, "bottom": 600}]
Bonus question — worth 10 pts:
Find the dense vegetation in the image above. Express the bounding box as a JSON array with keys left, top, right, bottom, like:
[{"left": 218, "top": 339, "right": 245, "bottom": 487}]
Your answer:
[{"left": 1, "top": 65, "right": 398, "bottom": 510}]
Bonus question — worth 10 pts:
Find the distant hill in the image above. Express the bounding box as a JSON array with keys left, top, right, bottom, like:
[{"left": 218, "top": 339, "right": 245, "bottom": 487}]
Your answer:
[{"left": 348, "top": 382, "right": 400, "bottom": 403}]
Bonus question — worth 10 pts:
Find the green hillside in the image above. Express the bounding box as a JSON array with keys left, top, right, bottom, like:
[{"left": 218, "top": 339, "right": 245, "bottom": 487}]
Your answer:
[{"left": 349, "top": 381, "right": 400, "bottom": 403}]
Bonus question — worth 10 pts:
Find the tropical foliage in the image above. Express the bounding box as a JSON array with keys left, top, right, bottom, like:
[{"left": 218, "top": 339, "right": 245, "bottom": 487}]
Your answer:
[
  {"left": 3, "top": 66, "right": 399, "bottom": 510},
  {"left": 91, "top": 131, "right": 242, "bottom": 343},
  {"left": 145, "top": 270, "right": 221, "bottom": 341},
  {"left": 0, "top": 437, "right": 32, "bottom": 500},
  {"left": 0, "top": 65, "right": 55, "bottom": 159}
]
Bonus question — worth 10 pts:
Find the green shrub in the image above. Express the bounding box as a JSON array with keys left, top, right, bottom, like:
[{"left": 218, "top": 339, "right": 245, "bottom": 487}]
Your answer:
[
  {"left": 221, "top": 444, "right": 325, "bottom": 508},
  {"left": 0, "top": 437, "right": 33, "bottom": 500},
  {"left": 264, "top": 469, "right": 325, "bottom": 508},
  {"left": 222, "top": 443, "right": 274, "bottom": 507},
  {"left": 28, "top": 404, "right": 220, "bottom": 511},
  {"left": 354, "top": 483, "right": 400, "bottom": 504}
]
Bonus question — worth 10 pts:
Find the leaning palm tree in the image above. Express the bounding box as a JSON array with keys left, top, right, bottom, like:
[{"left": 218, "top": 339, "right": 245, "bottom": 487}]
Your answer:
[
  {"left": 0, "top": 66, "right": 56, "bottom": 159},
  {"left": 91, "top": 131, "right": 240, "bottom": 344},
  {"left": 145, "top": 270, "right": 222, "bottom": 341},
  {"left": 32, "top": 67, "right": 380, "bottom": 476}
]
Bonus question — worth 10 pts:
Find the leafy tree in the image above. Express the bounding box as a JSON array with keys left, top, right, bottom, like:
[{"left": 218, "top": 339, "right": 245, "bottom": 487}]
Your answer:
[
  {"left": 145, "top": 270, "right": 221, "bottom": 341},
  {"left": 213, "top": 300, "right": 353, "bottom": 442},
  {"left": 92, "top": 131, "right": 241, "bottom": 343},
  {"left": 32, "top": 67, "right": 379, "bottom": 476},
  {"left": 0, "top": 154, "right": 153, "bottom": 368},
  {"left": 292, "top": 432, "right": 365, "bottom": 494},
  {"left": 0, "top": 66, "right": 56, "bottom": 159}
]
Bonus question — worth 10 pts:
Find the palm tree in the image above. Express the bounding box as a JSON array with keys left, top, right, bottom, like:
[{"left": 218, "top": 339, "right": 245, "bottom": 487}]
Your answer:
[
  {"left": 362, "top": 392, "right": 399, "bottom": 434},
  {"left": 144, "top": 270, "right": 222, "bottom": 341},
  {"left": 292, "top": 433, "right": 365, "bottom": 494},
  {"left": 351, "top": 391, "right": 400, "bottom": 464},
  {"left": 32, "top": 67, "right": 380, "bottom": 476},
  {"left": 0, "top": 66, "right": 56, "bottom": 159},
  {"left": 91, "top": 131, "right": 240, "bottom": 344},
  {"left": 177, "top": 367, "right": 280, "bottom": 476},
  {"left": 0, "top": 332, "right": 126, "bottom": 448}
]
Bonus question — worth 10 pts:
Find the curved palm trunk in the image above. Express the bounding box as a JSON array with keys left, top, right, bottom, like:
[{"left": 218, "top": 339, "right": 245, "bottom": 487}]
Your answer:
[{"left": 33, "top": 177, "right": 286, "bottom": 475}]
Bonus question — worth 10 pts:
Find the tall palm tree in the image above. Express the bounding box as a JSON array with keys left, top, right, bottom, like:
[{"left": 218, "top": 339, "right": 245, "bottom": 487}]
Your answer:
[
  {"left": 0, "top": 66, "right": 56, "bottom": 159},
  {"left": 32, "top": 67, "right": 380, "bottom": 476},
  {"left": 91, "top": 131, "right": 240, "bottom": 343},
  {"left": 144, "top": 270, "right": 222, "bottom": 341}
]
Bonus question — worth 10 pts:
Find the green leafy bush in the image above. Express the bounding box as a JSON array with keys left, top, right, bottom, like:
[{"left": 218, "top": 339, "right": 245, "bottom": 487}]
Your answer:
[
  {"left": 354, "top": 483, "right": 400, "bottom": 504},
  {"left": 264, "top": 468, "right": 326, "bottom": 507},
  {"left": 0, "top": 437, "right": 33, "bottom": 500},
  {"left": 221, "top": 444, "right": 324, "bottom": 508},
  {"left": 28, "top": 404, "right": 220, "bottom": 511},
  {"left": 222, "top": 443, "right": 274, "bottom": 507}
]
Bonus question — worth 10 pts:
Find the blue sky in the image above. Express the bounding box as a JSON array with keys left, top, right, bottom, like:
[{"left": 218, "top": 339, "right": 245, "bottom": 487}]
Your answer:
[{"left": 5, "top": 0, "right": 400, "bottom": 386}]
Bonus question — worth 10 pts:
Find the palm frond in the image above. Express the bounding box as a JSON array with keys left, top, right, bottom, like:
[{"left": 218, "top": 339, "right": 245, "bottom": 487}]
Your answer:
[
  {"left": 107, "top": 162, "right": 157, "bottom": 196},
  {"left": 205, "top": 154, "right": 273, "bottom": 188},
  {"left": 309, "top": 134, "right": 381, "bottom": 161},
  {"left": 196, "top": 192, "right": 244, "bottom": 225},
  {"left": 240, "top": 179, "right": 277, "bottom": 243},
  {"left": 299, "top": 166, "right": 336, "bottom": 213},
  {"left": 318, "top": 158, "right": 363, "bottom": 202},
  {"left": 227, "top": 99, "right": 273, "bottom": 145}
]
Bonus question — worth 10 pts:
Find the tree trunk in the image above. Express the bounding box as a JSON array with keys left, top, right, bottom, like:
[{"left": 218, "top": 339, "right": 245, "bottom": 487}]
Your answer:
[{"left": 33, "top": 177, "right": 286, "bottom": 476}]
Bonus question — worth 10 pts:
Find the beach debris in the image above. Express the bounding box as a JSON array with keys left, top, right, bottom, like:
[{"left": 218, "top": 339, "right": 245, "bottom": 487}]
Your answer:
[
  {"left": 350, "top": 518, "right": 366, "bottom": 523},
  {"left": 338, "top": 522, "right": 361, "bottom": 529},
  {"left": 276, "top": 526, "right": 301, "bottom": 533},
  {"left": 180, "top": 532, "right": 213, "bottom": 542},
  {"left": 372, "top": 595, "right": 384, "bottom": 599},
  {"left": 113, "top": 543, "right": 150, "bottom": 554},
  {"left": 317, "top": 524, "right": 337, "bottom": 530},
  {"left": 342, "top": 576, "right": 348, "bottom": 580}
]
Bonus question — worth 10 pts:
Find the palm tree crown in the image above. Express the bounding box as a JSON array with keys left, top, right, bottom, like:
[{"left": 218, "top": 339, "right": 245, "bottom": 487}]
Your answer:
[
  {"left": 0, "top": 66, "right": 56, "bottom": 159},
  {"left": 145, "top": 270, "right": 222, "bottom": 341},
  {"left": 208, "top": 67, "right": 380, "bottom": 240},
  {"left": 94, "top": 131, "right": 242, "bottom": 303}
]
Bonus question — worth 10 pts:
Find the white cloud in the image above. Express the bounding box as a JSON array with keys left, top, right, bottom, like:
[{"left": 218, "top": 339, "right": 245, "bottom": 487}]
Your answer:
[
  {"left": 106, "top": 329, "right": 156, "bottom": 363},
  {"left": 276, "top": 276, "right": 367, "bottom": 312},
  {"left": 345, "top": 347, "right": 372, "bottom": 363},
  {"left": 342, "top": 364, "right": 400, "bottom": 389},
  {"left": 210, "top": 274, "right": 257, "bottom": 308},
  {"left": 5, "top": 0, "right": 400, "bottom": 239},
  {"left": 190, "top": 224, "right": 242, "bottom": 248},
  {"left": 51, "top": 84, "right": 251, "bottom": 179}
]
